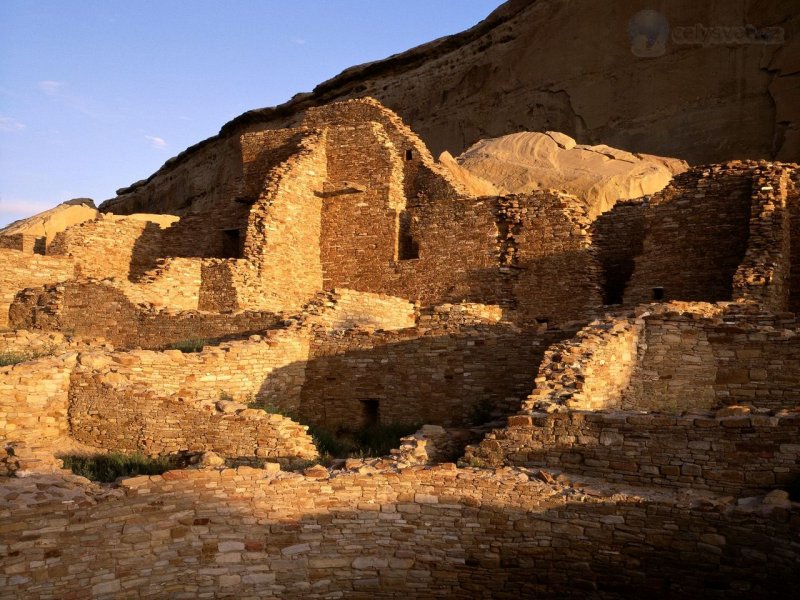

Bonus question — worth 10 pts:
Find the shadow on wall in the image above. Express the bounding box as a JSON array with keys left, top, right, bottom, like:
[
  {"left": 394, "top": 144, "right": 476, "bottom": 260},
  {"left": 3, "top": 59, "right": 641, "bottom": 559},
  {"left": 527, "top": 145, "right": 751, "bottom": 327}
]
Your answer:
[
  {"left": 386, "top": 251, "right": 600, "bottom": 325},
  {"left": 260, "top": 326, "right": 569, "bottom": 431},
  {"left": 3, "top": 473, "right": 798, "bottom": 599},
  {"left": 128, "top": 222, "right": 169, "bottom": 281}
]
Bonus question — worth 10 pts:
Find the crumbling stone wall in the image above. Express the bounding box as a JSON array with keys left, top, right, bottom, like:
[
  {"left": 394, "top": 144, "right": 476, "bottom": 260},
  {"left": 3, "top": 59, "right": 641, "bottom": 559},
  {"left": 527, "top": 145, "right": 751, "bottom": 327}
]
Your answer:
[
  {"left": 0, "top": 249, "right": 75, "bottom": 328},
  {"left": 789, "top": 168, "right": 800, "bottom": 312},
  {"left": 1, "top": 466, "right": 797, "bottom": 599},
  {"left": 468, "top": 409, "right": 800, "bottom": 497},
  {"left": 625, "top": 163, "right": 753, "bottom": 304}
]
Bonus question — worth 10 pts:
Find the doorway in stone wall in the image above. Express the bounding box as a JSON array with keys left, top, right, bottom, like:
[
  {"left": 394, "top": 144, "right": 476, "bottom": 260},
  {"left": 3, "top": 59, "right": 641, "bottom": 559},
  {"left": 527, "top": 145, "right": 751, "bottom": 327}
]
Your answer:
[{"left": 359, "top": 399, "right": 380, "bottom": 428}]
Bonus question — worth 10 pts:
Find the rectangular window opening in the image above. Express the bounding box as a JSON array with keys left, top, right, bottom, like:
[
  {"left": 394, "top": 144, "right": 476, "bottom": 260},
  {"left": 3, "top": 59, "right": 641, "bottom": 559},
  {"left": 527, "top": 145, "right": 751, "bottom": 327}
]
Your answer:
[
  {"left": 652, "top": 286, "right": 665, "bottom": 301},
  {"left": 405, "top": 149, "right": 414, "bottom": 161}
]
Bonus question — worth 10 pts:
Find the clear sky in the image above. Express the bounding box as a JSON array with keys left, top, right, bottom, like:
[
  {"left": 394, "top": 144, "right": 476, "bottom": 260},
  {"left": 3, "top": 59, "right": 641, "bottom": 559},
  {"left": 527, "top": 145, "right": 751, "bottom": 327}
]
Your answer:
[{"left": 0, "top": 0, "right": 502, "bottom": 227}]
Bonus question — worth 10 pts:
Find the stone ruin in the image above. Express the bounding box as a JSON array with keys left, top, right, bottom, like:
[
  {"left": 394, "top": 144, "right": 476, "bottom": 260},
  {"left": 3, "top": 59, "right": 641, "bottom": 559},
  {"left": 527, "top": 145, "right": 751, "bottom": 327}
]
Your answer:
[{"left": 0, "top": 98, "right": 799, "bottom": 598}]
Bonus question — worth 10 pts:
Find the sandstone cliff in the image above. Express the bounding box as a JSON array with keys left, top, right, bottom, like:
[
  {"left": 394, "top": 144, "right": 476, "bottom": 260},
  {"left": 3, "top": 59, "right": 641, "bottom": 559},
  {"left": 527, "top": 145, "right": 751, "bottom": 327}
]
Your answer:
[{"left": 102, "top": 0, "right": 799, "bottom": 215}]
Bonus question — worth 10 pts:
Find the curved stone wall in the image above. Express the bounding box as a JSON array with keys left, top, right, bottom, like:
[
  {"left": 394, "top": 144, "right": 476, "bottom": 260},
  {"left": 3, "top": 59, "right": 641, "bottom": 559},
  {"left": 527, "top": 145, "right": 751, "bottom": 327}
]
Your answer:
[{"left": 1, "top": 466, "right": 797, "bottom": 599}]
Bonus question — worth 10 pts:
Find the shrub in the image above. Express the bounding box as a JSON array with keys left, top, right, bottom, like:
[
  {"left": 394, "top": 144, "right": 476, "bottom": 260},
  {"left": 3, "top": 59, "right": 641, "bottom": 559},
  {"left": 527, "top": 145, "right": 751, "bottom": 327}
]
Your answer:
[
  {"left": 167, "top": 339, "right": 209, "bottom": 353},
  {"left": 308, "top": 422, "right": 420, "bottom": 459},
  {"left": 0, "top": 346, "right": 57, "bottom": 367},
  {"left": 61, "top": 452, "right": 175, "bottom": 482}
]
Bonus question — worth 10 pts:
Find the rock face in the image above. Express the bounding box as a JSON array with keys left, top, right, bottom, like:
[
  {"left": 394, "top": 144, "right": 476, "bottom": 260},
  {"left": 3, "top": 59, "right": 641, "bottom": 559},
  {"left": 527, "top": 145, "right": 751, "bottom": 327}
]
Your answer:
[
  {"left": 102, "top": 0, "right": 799, "bottom": 215},
  {"left": 0, "top": 199, "right": 97, "bottom": 246},
  {"left": 451, "top": 131, "right": 688, "bottom": 218}
]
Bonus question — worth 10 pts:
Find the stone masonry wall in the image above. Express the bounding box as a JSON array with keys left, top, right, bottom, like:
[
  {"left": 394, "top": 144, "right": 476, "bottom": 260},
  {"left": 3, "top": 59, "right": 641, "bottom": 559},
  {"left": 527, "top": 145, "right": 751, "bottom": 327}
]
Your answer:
[
  {"left": 789, "top": 168, "right": 800, "bottom": 312},
  {"left": 522, "top": 315, "right": 643, "bottom": 413},
  {"left": 320, "top": 123, "right": 406, "bottom": 290},
  {"left": 591, "top": 200, "right": 646, "bottom": 305},
  {"left": 625, "top": 163, "right": 753, "bottom": 304},
  {"left": 68, "top": 383, "right": 316, "bottom": 460},
  {"left": 48, "top": 214, "right": 175, "bottom": 281},
  {"left": 300, "top": 325, "right": 564, "bottom": 430},
  {"left": 0, "top": 354, "right": 75, "bottom": 443},
  {"left": 70, "top": 327, "right": 311, "bottom": 410},
  {"left": 524, "top": 304, "right": 800, "bottom": 416},
  {"left": 9, "top": 281, "right": 281, "bottom": 350},
  {"left": 468, "top": 408, "right": 800, "bottom": 497},
  {"left": 0, "top": 249, "right": 76, "bottom": 328},
  {"left": 733, "top": 164, "right": 794, "bottom": 310},
  {"left": 238, "top": 130, "right": 328, "bottom": 312},
  {"left": 1, "top": 466, "right": 797, "bottom": 599}
]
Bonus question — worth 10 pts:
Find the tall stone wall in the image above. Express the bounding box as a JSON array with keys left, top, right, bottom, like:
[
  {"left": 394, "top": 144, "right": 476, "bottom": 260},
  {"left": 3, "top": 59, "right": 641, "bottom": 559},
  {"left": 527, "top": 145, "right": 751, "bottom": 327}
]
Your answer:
[
  {"left": 1, "top": 467, "right": 797, "bottom": 599},
  {"left": 320, "top": 123, "right": 406, "bottom": 290},
  {"left": 239, "top": 131, "right": 328, "bottom": 312},
  {"left": 625, "top": 163, "right": 753, "bottom": 304},
  {"left": 733, "top": 164, "right": 794, "bottom": 311},
  {"left": 468, "top": 409, "right": 800, "bottom": 497},
  {"left": 0, "top": 249, "right": 76, "bottom": 328},
  {"left": 789, "top": 169, "right": 800, "bottom": 312},
  {"left": 509, "top": 193, "right": 601, "bottom": 324}
]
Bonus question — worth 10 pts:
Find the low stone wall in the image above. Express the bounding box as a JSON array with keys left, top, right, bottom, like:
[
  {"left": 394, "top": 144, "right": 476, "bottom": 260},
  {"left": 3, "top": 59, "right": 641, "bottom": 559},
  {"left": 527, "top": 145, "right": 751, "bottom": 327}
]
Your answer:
[
  {"left": 9, "top": 280, "right": 281, "bottom": 349},
  {"left": 467, "top": 408, "right": 800, "bottom": 496},
  {"left": 1, "top": 466, "right": 797, "bottom": 599},
  {"left": 0, "top": 233, "right": 43, "bottom": 254},
  {"left": 71, "top": 326, "right": 311, "bottom": 409},
  {"left": 0, "top": 354, "right": 76, "bottom": 443},
  {"left": 301, "top": 325, "right": 565, "bottom": 429},
  {"left": 68, "top": 384, "right": 316, "bottom": 460},
  {"left": 0, "top": 249, "right": 76, "bottom": 328}
]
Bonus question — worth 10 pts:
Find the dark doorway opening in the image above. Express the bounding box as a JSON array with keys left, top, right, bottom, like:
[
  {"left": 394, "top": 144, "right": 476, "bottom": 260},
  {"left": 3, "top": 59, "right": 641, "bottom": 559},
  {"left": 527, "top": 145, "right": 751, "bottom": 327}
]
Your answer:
[
  {"left": 652, "top": 287, "right": 665, "bottom": 301},
  {"left": 397, "top": 211, "right": 419, "bottom": 260},
  {"left": 221, "top": 229, "right": 242, "bottom": 259},
  {"left": 405, "top": 149, "right": 414, "bottom": 161},
  {"left": 360, "top": 399, "right": 380, "bottom": 428}
]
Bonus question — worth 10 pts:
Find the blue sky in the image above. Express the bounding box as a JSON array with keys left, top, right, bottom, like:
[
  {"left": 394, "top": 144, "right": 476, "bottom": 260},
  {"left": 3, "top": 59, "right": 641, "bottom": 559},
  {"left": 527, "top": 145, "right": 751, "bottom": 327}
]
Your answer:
[{"left": 0, "top": 1, "right": 502, "bottom": 227}]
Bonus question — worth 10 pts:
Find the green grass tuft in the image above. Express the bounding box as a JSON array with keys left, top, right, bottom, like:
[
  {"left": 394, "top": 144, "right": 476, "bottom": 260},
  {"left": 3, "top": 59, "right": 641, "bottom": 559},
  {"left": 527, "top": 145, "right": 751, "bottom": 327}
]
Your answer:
[
  {"left": 167, "top": 339, "right": 209, "bottom": 353},
  {"left": 61, "top": 452, "right": 175, "bottom": 482}
]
